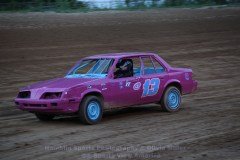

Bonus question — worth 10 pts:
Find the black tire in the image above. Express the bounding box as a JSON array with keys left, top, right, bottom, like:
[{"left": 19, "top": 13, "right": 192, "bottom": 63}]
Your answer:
[
  {"left": 79, "top": 95, "right": 103, "bottom": 125},
  {"left": 161, "top": 86, "right": 181, "bottom": 112},
  {"left": 35, "top": 113, "right": 55, "bottom": 121}
]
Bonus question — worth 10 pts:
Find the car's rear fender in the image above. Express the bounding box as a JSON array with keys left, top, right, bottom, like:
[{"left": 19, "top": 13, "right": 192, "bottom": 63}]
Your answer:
[
  {"left": 163, "top": 79, "right": 182, "bottom": 94},
  {"left": 166, "top": 68, "right": 197, "bottom": 95}
]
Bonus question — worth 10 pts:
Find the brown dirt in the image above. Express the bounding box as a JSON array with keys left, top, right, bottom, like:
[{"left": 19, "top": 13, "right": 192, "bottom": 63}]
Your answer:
[{"left": 0, "top": 8, "right": 240, "bottom": 160}]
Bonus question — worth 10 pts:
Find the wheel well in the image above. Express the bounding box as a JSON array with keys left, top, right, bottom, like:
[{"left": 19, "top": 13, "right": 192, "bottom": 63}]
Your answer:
[
  {"left": 82, "top": 92, "right": 104, "bottom": 101},
  {"left": 165, "top": 82, "right": 182, "bottom": 94},
  {"left": 78, "top": 92, "right": 104, "bottom": 112}
]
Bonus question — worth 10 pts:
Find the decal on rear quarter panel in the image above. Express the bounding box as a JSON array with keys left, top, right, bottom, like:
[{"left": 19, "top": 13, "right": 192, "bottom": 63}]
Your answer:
[{"left": 142, "top": 78, "right": 160, "bottom": 97}]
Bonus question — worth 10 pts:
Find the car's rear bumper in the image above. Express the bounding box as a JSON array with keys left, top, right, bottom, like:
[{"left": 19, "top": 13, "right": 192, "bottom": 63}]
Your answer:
[
  {"left": 192, "top": 80, "right": 198, "bottom": 92},
  {"left": 14, "top": 98, "right": 80, "bottom": 114},
  {"left": 182, "top": 80, "right": 198, "bottom": 95}
]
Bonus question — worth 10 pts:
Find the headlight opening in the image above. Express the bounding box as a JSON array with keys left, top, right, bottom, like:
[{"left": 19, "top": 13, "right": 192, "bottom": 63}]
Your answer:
[{"left": 41, "top": 92, "right": 62, "bottom": 99}]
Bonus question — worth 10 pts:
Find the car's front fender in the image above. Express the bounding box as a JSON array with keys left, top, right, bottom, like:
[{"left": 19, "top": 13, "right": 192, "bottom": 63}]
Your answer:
[{"left": 80, "top": 88, "right": 103, "bottom": 100}]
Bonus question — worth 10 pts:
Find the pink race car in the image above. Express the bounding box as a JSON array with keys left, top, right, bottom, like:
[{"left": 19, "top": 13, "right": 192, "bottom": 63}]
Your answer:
[{"left": 15, "top": 52, "right": 197, "bottom": 124}]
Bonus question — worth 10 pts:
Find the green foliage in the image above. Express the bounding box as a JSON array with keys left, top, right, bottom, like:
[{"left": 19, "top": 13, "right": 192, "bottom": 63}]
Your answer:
[
  {"left": 164, "top": 0, "right": 185, "bottom": 6},
  {"left": 0, "top": 0, "right": 89, "bottom": 11},
  {"left": 163, "top": 0, "right": 231, "bottom": 6},
  {"left": 0, "top": 0, "right": 239, "bottom": 12},
  {"left": 56, "top": 0, "right": 69, "bottom": 10}
]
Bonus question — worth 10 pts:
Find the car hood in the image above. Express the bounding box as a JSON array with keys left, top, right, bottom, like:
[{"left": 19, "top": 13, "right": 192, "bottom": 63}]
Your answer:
[{"left": 23, "top": 78, "right": 99, "bottom": 91}]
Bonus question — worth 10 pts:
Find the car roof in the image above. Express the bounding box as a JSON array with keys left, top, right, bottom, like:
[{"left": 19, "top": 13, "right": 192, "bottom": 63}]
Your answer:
[{"left": 84, "top": 52, "right": 158, "bottom": 59}]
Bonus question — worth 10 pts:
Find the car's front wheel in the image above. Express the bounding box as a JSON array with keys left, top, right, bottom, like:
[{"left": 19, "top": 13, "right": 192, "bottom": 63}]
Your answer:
[
  {"left": 35, "top": 113, "right": 55, "bottom": 121},
  {"left": 161, "top": 86, "right": 181, "bottom": 112},
  {"left": 79, "top": 95, "right": 103, "bottom": 125}
]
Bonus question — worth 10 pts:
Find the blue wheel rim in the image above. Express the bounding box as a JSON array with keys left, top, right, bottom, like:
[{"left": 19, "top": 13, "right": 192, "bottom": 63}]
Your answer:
[
  {"left": 87, "top": 101, "right": 100, "bottom": 120},
  {"left": 167, "top": 89, "right": 180, "bottom": 109}
]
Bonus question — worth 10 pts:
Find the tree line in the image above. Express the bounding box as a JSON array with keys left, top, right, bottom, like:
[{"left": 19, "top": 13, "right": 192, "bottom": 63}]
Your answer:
[{"left": 0, "top": 0, "right": 239, "bottom": 11}]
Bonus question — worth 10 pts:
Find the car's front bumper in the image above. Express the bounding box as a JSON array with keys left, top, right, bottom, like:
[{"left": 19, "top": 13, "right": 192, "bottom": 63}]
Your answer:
[{"left": 14, "top": 98, "right": 80, "bottom": 114}]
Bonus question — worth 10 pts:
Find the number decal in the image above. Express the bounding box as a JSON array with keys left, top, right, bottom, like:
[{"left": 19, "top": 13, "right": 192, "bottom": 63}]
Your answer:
[
  {"left": 142, "top": 78, "right": 160, "bottom": 97},
  {"left": 126, "top": 81, "right": 131, "bottom": 87}
]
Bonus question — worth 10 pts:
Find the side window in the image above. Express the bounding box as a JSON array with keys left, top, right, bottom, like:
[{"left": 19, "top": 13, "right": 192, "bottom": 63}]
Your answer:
[
  {"left": 132, "top": 57, "right": 141, "bottom": 76},
  {"left": 114, "top": 57, "right": 141, "bottom": 79},
  {"left": 114, "top": 58, "right": 133, "bottom": 79},
  {"left": 142, "top": 57, "right": 155, "bottom": 75},
  {"left": 152, "top": 57, "right": 165, "bottom": 73}
]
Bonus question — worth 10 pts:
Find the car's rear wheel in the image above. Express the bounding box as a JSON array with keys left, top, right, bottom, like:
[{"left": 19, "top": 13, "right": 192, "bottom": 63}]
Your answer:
[
  {"left": 79, "top": 95, "right": 103, "bottom": 125},
  {"left": 35, "top": 113, "right": 55, "bottom": 121},
  {"left": 161, "top": 86, "right": 181, "bottom": 112}
]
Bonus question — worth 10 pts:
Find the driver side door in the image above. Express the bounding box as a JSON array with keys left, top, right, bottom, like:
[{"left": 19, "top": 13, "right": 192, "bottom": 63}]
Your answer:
[{"left": 106, "top": 57, "right": 144, "bottom": 107}]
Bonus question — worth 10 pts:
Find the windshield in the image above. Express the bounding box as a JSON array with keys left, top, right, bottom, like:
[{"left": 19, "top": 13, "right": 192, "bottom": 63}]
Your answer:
[{"left": 66, "top": 58, "right": 114, "bottom": 78}]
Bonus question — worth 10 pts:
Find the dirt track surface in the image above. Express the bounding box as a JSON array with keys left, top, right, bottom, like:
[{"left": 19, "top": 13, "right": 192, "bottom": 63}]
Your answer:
[{"left": 0, "top": 8, "right": 240, "bottom": 160}]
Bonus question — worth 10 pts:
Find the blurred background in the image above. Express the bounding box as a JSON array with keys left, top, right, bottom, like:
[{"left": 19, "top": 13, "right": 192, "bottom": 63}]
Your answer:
[{"left": 0, "top": 0, "right": 239, "bottom": 12}]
